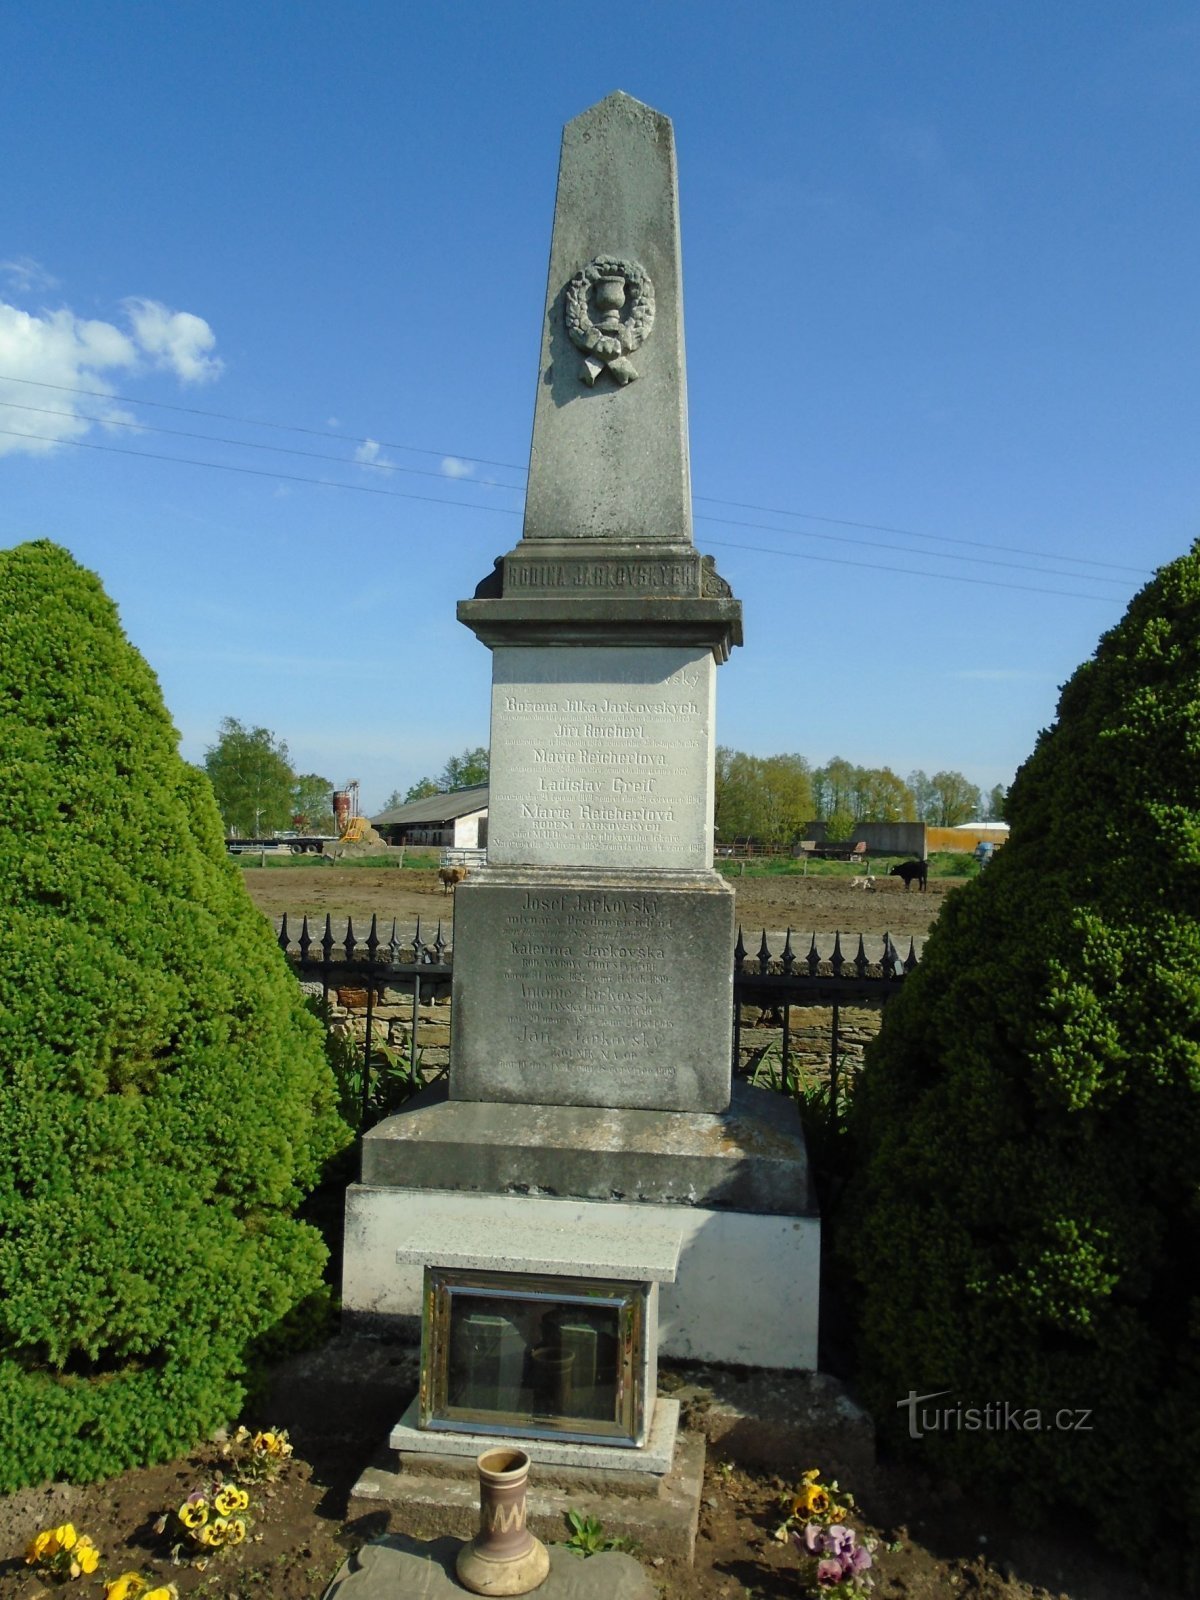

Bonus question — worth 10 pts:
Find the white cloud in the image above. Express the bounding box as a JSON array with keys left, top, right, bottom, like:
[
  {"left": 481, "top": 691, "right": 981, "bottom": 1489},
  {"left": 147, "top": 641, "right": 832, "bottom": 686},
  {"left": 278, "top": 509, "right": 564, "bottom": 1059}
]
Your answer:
[
  {"left": 354, "top": 437, "right": 382, "bottom": 465},
  {"left": 123, "top": 298, "right": 221, "bottom": 383},
  {"left": 0, "top": 256, "right": 58, "bottom": 294},
  {"left": 441, "top": 456, "right": 475, "bottom": 479},
  {"left": 0, "top": 290, "right": 221, "bottom": 457}
]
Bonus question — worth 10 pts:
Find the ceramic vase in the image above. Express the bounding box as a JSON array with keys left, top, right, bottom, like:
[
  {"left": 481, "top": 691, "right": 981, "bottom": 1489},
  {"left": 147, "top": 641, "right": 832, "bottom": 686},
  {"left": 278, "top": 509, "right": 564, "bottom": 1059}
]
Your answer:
[{"left": 455, "top": 1446, "right": 550, "bottom": 1596}]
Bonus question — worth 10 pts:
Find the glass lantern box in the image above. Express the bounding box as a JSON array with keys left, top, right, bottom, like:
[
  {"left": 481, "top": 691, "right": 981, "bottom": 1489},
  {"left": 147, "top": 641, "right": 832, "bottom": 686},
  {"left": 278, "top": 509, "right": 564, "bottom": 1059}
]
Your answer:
[{"left": 418, "top": 1266, "right": 653, "bottom": 1448}]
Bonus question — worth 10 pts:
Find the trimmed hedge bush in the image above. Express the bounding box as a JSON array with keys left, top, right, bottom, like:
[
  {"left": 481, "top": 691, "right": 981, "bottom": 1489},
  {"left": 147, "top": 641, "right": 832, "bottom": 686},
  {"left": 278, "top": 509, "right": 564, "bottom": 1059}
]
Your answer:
[
  {"left": 0, "top": 541, "right": 349, "bottom": 1489},
  {"left": 844, "top": 546, "right": 1200, "bottom": 1568}
]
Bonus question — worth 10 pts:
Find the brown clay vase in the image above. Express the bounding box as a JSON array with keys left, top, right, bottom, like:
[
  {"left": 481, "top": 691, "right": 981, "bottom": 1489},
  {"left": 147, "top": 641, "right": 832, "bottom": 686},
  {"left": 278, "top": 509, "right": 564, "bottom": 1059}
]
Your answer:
[{"left": 455, "top": 1446, "right": 550, "bottom": 1596}]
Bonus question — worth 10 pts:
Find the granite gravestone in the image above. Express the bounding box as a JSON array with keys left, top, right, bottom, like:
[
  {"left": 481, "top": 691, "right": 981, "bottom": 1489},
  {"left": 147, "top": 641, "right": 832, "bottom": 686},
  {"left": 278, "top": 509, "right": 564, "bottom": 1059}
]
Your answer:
[{"left": 452, "top": 90, "right": 742, "bottom": 1114}]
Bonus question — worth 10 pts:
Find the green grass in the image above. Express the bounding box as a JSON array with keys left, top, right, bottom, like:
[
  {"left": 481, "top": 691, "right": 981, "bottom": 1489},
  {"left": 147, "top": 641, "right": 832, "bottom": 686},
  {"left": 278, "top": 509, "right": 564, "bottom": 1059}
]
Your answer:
[
  {"left": 715, "top": 851, "right": 977, "bottom": 881},
  {"left": 233, "top": 850, "right": 439, "bottom": 871}
]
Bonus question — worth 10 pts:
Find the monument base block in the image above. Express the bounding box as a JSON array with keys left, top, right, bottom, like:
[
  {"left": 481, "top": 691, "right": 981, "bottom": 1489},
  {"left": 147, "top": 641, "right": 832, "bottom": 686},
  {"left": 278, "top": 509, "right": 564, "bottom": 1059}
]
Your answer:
[
  {"left": 342, "top": 1083, "right": 819, "bottom": 1370},
  {"left": 449, "top": 866, "right": 735, "bottom": 1113}
]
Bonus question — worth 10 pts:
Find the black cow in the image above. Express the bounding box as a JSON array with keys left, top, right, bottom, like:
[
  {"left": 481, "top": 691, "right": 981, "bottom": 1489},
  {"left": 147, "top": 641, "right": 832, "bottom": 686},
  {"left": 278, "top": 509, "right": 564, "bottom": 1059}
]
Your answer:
[{"left": 890, "top": 859, "right": 928, "bottom": 892}]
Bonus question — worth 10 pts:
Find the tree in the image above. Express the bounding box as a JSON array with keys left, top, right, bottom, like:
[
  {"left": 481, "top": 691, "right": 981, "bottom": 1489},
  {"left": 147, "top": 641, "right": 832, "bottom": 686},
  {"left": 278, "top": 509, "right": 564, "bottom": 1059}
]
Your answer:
[
  {"left": 714, "top": 748, "right": 812, "bottom": 844},
  {"left": 812, "top": 756, "right": 857, "bottom": 825},
  {"left": 926, "top": 769, "right": 981, "bottom": 826},
  {"left": 440, "top": 746, "right": 489, "bottom": 790},
  {"left": 291, "top": 772, "right": 335, "bottom": 835},
  {"left": 848, "top": 766, "right": 916, "bottom": 824},
  {"left": 203, "top": 718, "right": 294, "bottom": 835},
  {"left": 844, "top": 544, "right": 1200, "bottom": 1577},
  {"left": 0, "top": 542, "right": 347, "bottom": 1490},
  {"left": 403, "top": 778, "right": 441, "bottom": 804},
  {"left": 906, "top": 769, "right": 937, "bottom": 822},
  {"left": 984, "top": 782, "right": 1007, "bottom": 822},
  {"left": 401, "top": 748, "right": 491, "bottom": 801}
]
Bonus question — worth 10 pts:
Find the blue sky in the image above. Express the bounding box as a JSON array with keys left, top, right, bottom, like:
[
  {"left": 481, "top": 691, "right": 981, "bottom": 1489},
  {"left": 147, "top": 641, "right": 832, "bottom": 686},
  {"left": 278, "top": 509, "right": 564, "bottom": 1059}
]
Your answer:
[{"left": 3, "top": 2, "right": 1196, "bottom": 812}]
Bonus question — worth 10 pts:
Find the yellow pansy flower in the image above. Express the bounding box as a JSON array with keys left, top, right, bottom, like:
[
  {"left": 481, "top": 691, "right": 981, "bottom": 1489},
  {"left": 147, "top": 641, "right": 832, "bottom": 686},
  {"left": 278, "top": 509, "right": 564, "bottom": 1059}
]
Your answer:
[
  {"left": 53, "top": 1522, "right": 77, "bottom": 1551},
  {"left": 104, "top": 1574, "right": 147, "bottom": 1600},
  {"left": 214, "top": 1484, "right": 248, "bottom": 1516},
  {"left": 71, "top": 1537, "right": 100, "bottom": 1576},
  {"left": 25, "top": 1528, "right": 55, "bottom": 1564},
  {"left": 790, "top": 1483, "right": 830, "bottom": 1517},
  {"left": 178, "top": 1497, "right": 207, "bottom": 1528},
  {"left": 143, "top": 1588, "right": 179, "bottom": 1600},
  {"left": 225, "top": 1518, "right": 247, "bottom": 1545},
  {"left": 802, "top": 1468, "right": 822, "bottom": 1483}
]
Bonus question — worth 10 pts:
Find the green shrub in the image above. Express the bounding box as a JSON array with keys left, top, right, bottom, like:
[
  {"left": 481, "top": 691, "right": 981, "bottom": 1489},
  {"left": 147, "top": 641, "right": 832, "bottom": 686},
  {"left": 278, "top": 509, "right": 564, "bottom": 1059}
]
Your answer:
[
  {"left": 843, "top": 545, "right": 1200, "bottom": 1570},
  {"left": 0, "top": 541, "right": 350, "bottom": 1489}
]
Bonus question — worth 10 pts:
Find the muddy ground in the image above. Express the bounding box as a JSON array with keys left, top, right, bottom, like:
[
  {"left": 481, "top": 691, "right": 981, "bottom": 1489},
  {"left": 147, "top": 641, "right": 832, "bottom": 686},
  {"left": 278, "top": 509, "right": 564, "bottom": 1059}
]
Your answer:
[{"left": 239, "top": 862, "right": 955, "bottom": 945}]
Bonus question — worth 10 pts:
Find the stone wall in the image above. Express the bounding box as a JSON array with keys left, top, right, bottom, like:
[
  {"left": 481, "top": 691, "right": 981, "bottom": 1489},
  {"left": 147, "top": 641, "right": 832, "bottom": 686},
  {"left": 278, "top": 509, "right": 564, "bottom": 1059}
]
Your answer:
[
  {"left": 317, "top": 979, "right": 885, "bottom": 1091},
  {"left": 736, "top": 999, "right": 886, "bottom": 1088},
  {"left": 305, "top": 979, "right": 453, "bottom": 1075}
]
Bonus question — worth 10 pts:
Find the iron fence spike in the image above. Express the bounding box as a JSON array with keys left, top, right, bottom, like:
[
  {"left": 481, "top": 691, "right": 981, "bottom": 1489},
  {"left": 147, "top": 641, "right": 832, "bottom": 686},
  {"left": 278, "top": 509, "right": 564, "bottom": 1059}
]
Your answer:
[{"left": 277, "top": 913, "right": 289, "bottom": 952}]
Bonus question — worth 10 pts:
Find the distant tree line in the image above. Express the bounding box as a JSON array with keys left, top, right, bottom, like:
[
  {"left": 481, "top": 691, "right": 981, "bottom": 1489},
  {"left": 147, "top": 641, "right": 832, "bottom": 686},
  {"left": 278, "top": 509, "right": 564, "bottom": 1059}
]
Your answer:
[
  {"left": 714, "top": 748, "right": 1005, "bottom": 845},
  {"left": 381, "top": 746, "right": 490, "bottom": 810}
]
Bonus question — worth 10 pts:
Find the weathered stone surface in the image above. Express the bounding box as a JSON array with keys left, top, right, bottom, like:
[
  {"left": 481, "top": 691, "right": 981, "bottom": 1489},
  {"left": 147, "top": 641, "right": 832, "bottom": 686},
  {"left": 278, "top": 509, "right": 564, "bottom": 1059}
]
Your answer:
[
  {"left": 487, "top": 644, "right": 714, "bottom": 870},
  {"left": 361, "top": 1080, "right": 815, "bottom": 1214},
  {"left": 522, "top": 92, "right": 690, "bottom": 547},
  {"left": 390, "top": 1396, "right": 679, "bottom": 1475},
  {"left": 348, "top": 1429, "right": 706, "bottom": 1565},
  {"left": 322, "top": 1537, "right": 658, "bottom": 1599},
  {"left": 449, "top": 867, "right": 733, "bottom": 1112}
]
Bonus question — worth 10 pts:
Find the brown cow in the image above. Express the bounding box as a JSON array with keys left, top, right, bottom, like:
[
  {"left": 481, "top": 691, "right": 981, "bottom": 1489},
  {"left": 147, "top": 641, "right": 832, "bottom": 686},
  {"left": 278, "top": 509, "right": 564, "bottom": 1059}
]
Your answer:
[{"left": 438, "top": 865, "right": 469, "bottom": 894}]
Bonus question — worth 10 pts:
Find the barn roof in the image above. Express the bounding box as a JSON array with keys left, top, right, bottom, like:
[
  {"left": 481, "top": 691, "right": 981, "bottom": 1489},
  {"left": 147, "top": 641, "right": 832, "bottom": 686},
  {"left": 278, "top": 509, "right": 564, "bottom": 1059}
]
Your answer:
[{"left": 372, "top": 784, "right": 489, "bottom": 827}]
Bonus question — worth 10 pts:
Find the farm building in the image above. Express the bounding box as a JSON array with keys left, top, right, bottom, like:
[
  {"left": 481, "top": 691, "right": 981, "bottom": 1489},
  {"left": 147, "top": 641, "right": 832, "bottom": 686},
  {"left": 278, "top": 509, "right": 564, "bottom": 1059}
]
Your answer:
[{"left": 371, "top": 785, "right": 489, "bottom": 849}]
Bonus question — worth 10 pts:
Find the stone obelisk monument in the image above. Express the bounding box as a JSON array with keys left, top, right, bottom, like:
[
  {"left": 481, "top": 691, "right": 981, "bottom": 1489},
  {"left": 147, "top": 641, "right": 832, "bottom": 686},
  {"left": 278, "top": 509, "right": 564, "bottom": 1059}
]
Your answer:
[
  {"left": 454, "top": 90, "right": 742, "bottom": 1113},
  {"left": 343, "top": 94, "right": 817, "bottom": 1416}
]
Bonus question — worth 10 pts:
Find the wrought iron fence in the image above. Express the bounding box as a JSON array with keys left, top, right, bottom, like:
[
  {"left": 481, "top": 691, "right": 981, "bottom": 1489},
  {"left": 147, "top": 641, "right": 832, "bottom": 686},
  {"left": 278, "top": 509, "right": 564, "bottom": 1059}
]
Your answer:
[
  {"left": 275, "top": 914, "right": 920, "bottom": 1129},
  {"left": 732, "top": 927, "right": 917, "bottom": 1118}
]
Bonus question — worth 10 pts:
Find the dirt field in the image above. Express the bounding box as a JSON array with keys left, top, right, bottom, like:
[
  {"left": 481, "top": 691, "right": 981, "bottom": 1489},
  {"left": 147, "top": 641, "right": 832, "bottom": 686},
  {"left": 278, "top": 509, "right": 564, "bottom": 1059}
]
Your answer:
[{"left": 239, "top": 862, "right": 957, "bottom": 945}]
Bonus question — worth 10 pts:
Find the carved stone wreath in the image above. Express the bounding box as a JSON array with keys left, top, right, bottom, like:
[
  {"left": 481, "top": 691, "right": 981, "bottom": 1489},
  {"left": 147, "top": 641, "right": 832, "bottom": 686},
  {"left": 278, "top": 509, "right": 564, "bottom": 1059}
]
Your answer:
[{"left": 564, "top": 256, "right": 655, "bottom": 386}]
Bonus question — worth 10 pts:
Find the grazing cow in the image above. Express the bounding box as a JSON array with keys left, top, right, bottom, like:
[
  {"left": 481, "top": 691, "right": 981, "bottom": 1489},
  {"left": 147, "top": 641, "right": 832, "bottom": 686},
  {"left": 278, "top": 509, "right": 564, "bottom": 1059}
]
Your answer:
[
  {"left": 889, "top": 859, "right": 928, "bottom": 892},
  {"left": 438, "top": 865, "right": 469, "bottom": 894}
]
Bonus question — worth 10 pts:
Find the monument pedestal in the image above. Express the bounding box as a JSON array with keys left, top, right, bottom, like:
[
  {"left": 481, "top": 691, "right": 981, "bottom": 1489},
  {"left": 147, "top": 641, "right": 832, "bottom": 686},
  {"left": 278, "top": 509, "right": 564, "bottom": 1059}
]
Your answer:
[{"left": 343, "top": 1080, "right": 819, "bottom": 1371}]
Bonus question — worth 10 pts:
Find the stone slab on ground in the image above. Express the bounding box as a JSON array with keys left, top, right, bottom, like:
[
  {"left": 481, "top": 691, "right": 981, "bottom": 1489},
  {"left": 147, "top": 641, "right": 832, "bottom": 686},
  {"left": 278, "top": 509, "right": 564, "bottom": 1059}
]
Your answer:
[
  {"left": 350, "top": 1428, "right": 705, "bottom": 1563},
  {"left": 389, "top": 1397, "right": 680, "bottom": 1476},
  {"left": 361, "top": 1079, "right": 815, "bottom": 1215},
  {"left": 322, "top": 1536, "right": 657, "bottom": 1600}
]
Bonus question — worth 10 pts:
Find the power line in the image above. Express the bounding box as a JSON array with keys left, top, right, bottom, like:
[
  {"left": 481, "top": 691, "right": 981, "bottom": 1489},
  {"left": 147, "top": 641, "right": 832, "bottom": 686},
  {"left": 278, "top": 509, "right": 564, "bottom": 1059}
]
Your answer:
[
  {"left": 2, "top": 399, "right": 1131, "bottom": 588},
  {"left": 702, "top": 538, "right": 1119, "bottom": 603},
  {"left": 0, "top": 424, "right": 1128, "bottom": 603},
  {"left": 0, "top": 372, "right": 525, "bottom": 471},
  {"left": 0, "top": 370, "right": 1152, "bottom": 579},
  {"left": 695, "top": 511, "right": 1129, "bottom": 588},
  {"left": 0, "top": 400, "right": 527, "bottom": 491},
  {"left": 0, "top": 427, "right": 523, "bottom": 516},
  {"left": 695, "top": 494, "right": 1149, "bottom": 578}
]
